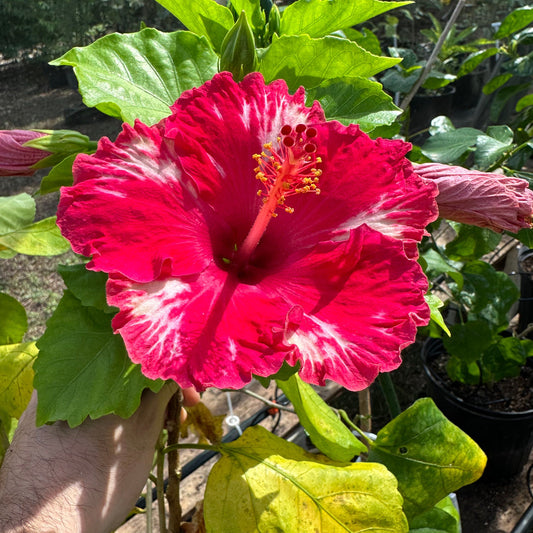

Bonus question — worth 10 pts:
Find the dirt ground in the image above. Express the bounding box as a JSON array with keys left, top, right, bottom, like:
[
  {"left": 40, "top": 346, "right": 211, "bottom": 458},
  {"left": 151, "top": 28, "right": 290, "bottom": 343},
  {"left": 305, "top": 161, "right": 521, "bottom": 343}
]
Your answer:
[{"left": 1, "top": 60, "right": 532, "bottom": 532}]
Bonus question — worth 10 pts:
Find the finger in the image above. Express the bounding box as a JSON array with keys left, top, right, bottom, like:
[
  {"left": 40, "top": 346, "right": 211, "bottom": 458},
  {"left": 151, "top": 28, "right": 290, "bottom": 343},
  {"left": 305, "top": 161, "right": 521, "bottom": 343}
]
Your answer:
[{"left": 182, "top": 387, "right": 200, "bottom": 407}]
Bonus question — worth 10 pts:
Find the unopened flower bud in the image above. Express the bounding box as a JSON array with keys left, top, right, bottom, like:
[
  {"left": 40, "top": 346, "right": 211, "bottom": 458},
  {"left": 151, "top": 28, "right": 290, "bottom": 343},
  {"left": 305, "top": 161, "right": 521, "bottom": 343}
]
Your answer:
[
  {"left": 0, "top": 130, "right": 51, "bottom": 176},
  {"left": 220, "top": 11, "right": 258, "bottom": 82},
  {"left": 265, "top": 3, "right": 280, "bottom": 41}
]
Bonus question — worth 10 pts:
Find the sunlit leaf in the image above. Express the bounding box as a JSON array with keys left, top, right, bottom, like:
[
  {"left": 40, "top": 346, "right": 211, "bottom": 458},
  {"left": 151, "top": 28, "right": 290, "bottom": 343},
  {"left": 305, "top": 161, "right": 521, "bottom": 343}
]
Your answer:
[
  {"left": 421, "top": 128, "right": 481, "bottom": 163},
  {"left": 277, "top": 373, "right": 366, "bottom": 462},
  {"left": 155, "top": 0, "right": 234, "bottom": 52},
  {"left": 445, "top": 223, "right": 502, "bottom": 261},
  {"left": 205, "top": 425, "right": 408, "bottom": 532},
  {"left": 0, "top": 342, "right": 37, "bottom": 419},
  {"left": 34, "top": 290, "right": 162, "bottom": 427},
  {"left": 425, "top": 293, "right": 450, "bottom": 336},
  {"left": 409, "top": 496, "right": 461, "bottom": 533},
  {"left": 494, "top": 6, "right": 533, "bottom": 39},
  {"left": 51, "top": 29, "right": 219, "bottom": 125},
  {"left": 39, "top": 153, "right": 76, "bottom": 194},
  {"left": 280, "top": 0, "right": 410, "bottom": 38},
  {"left": 0, "top": 293, "right": 27, "bottom": 345},
  {"left": 368, "top": 398, "right": 486, "bottom": 520},
  {"left": 0, "top": 216, "right": 70, "bottom": 256},
  {"left": 259, "top": 34, "right": 400, "bottom": 91},
  {"left": 306, "top": 77, "right": 401, "bottom": 132}
]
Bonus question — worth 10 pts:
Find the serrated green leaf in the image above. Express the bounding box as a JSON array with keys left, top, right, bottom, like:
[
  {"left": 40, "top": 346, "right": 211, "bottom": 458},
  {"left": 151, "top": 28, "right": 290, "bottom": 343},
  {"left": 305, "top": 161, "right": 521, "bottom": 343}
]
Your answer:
[
  {"left": 443, "top": 321, "right": 495, "bottom": 363},
  {"left": 57, "top": 264, "right": 114, "bottom": 313},
  {"left": 445, "top": 223, "right": 501, "bottom": 261},
  {"left": 0, "top": 197, "right": 70, "bottom": 256},
  {"left": 342, "top": 27, "right": 382, "bottom": 56},
  {"left": 0, "top": 342, "right": 37, "bottom": 419},
  {"left": 306, "top": 77, "right": 401, "bottom": 132},
  {"left": 482, "top": 336, "right": 533, "bottom": 383},
  {"left": 205, "top": 425, "right": 408, "bottom": 533},
  {"left": 368, "top": 398, "right": 486, "bottom": 520},
  {"left": 452, "top": 260, "right": 519, "bottom": 329},
  {"left": 420, "top": 248, "right": 461, "bottom": 281},
  {"left": 280, "top": 0, "right": 410, "bottom": 38},
  {"left": 259, "top": 34, "right": 400, "bottom": 91},
  {"left": 155, "top": 0, "right": 234, "bottom": 52},
  {"left": 0, "top": 293, "right": 27, "bottom": 345},
  {"left": 34, "top": 290, "right": 162, "bottom": 427},
  {"left": 51, "top": 29, "right": 219, "bottom": 125},
  {"left": 425, "top": 293, "right": 450, "bottom": 336},
  {"left": 39, "top": 154, "right": 75, "bottom": 195},
  {"left": 421, "top": 128, "right": 481, "bottom": 163},
  {"left": 494, "top": 6, "right": 533, "bottom": 39},
  {"left": 277, "top": 374, "right": 366, "bottom": 462}
]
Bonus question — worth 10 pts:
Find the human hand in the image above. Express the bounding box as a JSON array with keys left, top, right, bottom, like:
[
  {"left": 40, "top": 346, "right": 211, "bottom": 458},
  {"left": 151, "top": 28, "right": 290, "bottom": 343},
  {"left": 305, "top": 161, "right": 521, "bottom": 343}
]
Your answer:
[{"left": 0, "top": 384, "right": 199, "bottom": 533}]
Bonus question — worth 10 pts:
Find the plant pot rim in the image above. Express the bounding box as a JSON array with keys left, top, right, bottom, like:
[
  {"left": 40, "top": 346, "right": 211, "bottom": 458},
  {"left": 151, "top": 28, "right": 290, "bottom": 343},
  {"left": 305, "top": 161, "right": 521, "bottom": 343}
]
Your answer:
[{"left": 421, "top": 337, "right": 533, "bottom": 420}]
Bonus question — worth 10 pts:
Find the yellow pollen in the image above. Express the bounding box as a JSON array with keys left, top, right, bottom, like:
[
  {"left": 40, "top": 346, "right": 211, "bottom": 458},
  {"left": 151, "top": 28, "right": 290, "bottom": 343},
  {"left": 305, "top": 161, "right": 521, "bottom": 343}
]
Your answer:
[{"left": 252, "top": 126, "right": 322, "bottom": 215}]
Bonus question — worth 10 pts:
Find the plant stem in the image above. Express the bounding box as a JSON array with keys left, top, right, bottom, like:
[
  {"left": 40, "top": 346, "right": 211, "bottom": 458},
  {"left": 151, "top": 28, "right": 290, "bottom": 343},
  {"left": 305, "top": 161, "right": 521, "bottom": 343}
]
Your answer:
[
  {"left": 156, "top": 432, "right": 167, "bottom": 533},
  {"left": 378, "top": 374, "right": 401, "bottom": 419},
  {"left": 166, "top": 389, "right": 184, "bottom": 533},
  {"left": 357, "top": 388, "right": 372, "bottom": 433},
  {"left": 338, "top": 409, "right": 374, "bottom": 449},
  {"left": 400, "top": 0, "right": 467, "bottom": 111},
  {"left": 146, "top": 476, "right": 153, "bottom": 533}
]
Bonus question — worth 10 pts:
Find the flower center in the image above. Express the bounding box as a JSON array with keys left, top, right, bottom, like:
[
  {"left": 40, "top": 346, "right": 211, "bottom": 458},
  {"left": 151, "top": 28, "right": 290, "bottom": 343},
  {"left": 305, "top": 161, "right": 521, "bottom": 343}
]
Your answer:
[{"left": 234, "top": 123, "right": 322, "bottom": 269}]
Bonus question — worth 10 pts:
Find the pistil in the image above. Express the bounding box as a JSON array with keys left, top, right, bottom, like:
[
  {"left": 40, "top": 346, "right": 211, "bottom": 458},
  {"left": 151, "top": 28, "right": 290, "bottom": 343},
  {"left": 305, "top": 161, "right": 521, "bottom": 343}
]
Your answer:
[{"left": 235, "top": 124, "right": 322, "bottom": 268}]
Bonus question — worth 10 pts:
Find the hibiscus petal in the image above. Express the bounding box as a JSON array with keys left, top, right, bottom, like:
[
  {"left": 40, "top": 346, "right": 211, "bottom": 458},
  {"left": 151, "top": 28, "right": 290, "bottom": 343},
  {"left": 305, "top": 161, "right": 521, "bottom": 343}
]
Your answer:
[
  {"left": 107, "top": 266, "right": 289, "bottom": 390},
  {"left": 276, "top": 227, "right": 429, "bottom": 390},
  {"left": 414, "top": 162, "right": 533, "bottom": 233},
  {"left": 58, "top": 121, "right": 215, "bottom": 282},
  {"left": 164, "top": 72, "right": 326, "bottom": 244}
]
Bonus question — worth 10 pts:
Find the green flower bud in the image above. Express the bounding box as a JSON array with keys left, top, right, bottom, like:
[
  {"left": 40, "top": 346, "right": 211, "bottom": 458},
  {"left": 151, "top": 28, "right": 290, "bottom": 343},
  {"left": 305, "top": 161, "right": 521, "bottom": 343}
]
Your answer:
[
  {"left": 220, "top": 11, "right": 258, "bottom": 82},
  {"left": 265, "top": 3, "right": 280, "bottom": 42},
  {"left": 24, "top": 129, "right": 97, "bottom": 169}
]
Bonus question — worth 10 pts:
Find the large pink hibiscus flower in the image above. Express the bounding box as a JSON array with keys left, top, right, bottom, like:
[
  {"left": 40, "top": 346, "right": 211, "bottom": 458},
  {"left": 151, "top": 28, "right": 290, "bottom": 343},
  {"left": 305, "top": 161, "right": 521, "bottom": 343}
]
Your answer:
[{"left": 57, "top": 72, "right": 438, "bottom": 391}]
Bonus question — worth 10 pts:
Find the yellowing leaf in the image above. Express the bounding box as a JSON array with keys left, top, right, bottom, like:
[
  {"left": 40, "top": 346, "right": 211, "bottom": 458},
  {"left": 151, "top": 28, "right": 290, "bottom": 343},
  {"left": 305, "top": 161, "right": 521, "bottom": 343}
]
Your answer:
[
  {"left": 205, "top": 425, "right": 408, "bottom": 533},
  {"left": 0, "top": 342, "right": 37, "bottom": 418}
]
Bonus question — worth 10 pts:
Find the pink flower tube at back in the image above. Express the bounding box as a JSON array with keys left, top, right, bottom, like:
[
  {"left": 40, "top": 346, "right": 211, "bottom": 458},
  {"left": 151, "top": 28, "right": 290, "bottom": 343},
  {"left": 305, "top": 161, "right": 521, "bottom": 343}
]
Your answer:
[
  {"left": 0, "top": 130, "right": 51, "bottom": 176},
  {"left": 415, "top": 163, "right": 533, "bottom": 233},
  {"left": 57, "top": 73, "right": 439, "bottom": 391}
]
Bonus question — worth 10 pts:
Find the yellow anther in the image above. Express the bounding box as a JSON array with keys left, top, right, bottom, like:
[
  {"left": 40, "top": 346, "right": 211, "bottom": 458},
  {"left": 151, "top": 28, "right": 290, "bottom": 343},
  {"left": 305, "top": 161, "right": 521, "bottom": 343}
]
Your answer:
[
  {"left": 257, "top": 190, "right": 263, "bottom": 196},
  {"left": 263, "top": 142, "right": 273, "bottom": 150},
  {"left": 271, "top": 212, "right": 278, "bottom": 218},
  {"left": 315, "top": 189, "right": 321, "bottom": 195},
  {"left": 316, "top": 157, "right": 322, "bottom": 164},
  {"left": 285, "top": 207, "right": 294, "bottom": 214}
]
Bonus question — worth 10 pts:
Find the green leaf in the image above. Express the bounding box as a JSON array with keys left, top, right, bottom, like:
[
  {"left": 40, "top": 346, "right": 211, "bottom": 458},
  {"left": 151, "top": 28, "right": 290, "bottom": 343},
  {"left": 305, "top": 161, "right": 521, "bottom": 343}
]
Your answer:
[
  {"left": 0, "top": 216, "right": 70, "bottom": 256},
  {"left": 481, "top": 336, "right": 533, "bottom": 383},
  {"left": 342, "top": 27, "right": 382, "bottom": 56},
  {"left": 445, "top": 223, "right": 501, "bottom": 261},
  {"left": 420, "top": 248, "right": 461, "bottom": 281},
  {"left": 259, "top": 34, "right": 400, "bottom": 91},
  {"left": 280, "top": 0, "right": 410, "bottom": 38},
  {"left": 57, "top": 264, "right": 114, "bottom": 313},
  {"left": 494, "top": 6, "right": 533, "bottom": 39},
  {"left": 0, "top": 342, "right": 37, "bottom": 418},
  {"left": 457, "top": 48, "right": 499, "bottom": 77},
  {"left": 452, "top": 260, "right": 519, "bottom": 329},
  {"left": 490, "top": 83, "right": 530, "bottom": 123},
  {"left": 51, "top": 29, "right": 219, "bottom": 125},
  {"left": 154, "top": 0, "right": 234, "bottom": 52},
  {"left": 409, "top": 496, "right": 461, "bottom": 533},
  {"left": 368, "top": 398, "right": 486, "bottom": 520},
  {"left": 205, "top": 425, "right": 408, "bottom": 533},
  {"left": 39, "top": 153, "right": 75, "bottom": 194},
  {"left": 425, "top": 293, "right": 450, "bottom": 336},
  {"left": 421, "top": 128, "right": 481, "bottom": 163},
  {"left": 516, "top": 93, "right": 533, "bottom": 112},
  {"left": 0, "top": 293, "right": 27, "bottom": 345},
  {"left": 443, "top": 321, "right": 495, "bottom": 364},
  {"left": 514, "top": 227, "right": 533, "bottom": 247},
  {"left": 276, "top": 374, "right": 366, "bottom": 462},
  {"left": 306, "top": 77, "right": 401, "bottom": 132},
  {"left": 0, "top": 195, "right": 70, "bottom": 256},
  {"left": 429, "top": 115, "right": 455, "bottom": 136},
  {"left": 482, "top": 72, "right": 513, "bottom": 95},
  {"left": 474, "top": 130, "right": 514, "bottom": 170},
  {"left": 34, "top": 290, "right": 162, "bottom": 427}
]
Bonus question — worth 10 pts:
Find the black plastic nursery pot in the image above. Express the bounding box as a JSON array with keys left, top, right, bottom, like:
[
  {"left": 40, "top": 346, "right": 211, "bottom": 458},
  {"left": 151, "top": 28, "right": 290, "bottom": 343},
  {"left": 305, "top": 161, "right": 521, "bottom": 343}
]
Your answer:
[
  {"left": 409, "top": 86, "right": 456, "bottom": 140},
  {"left": 422, "top": 338, "right": 533, "bottom": 480}
]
